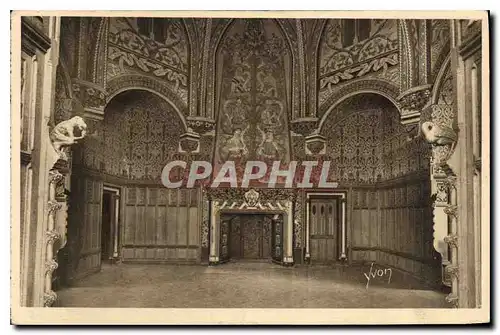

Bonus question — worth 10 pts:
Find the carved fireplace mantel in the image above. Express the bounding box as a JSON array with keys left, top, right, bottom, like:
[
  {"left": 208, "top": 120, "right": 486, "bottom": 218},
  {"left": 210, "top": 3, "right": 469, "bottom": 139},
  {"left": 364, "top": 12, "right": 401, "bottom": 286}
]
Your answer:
[{"left": 204, "top": 188, "right": 297, "bottom": 266}]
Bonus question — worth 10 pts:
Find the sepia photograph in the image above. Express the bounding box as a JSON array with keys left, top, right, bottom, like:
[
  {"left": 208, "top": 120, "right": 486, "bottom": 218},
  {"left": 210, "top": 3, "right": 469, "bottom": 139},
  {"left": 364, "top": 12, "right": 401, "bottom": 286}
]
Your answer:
[{"left": 10, "top": 10, "right": 490, "bottom": 325}]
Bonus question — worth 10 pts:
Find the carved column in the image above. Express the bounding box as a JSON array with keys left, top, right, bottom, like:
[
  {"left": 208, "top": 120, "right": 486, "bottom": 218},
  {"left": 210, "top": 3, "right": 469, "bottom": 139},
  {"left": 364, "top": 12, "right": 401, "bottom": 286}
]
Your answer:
[
  {"left": 44, "top": 171, "right": 63, "bottom": 307},
  {"left": 43, "top": 116, "right": 88, "bottom": 306},
  {"left": 421, "top": 103, "right": 459, "bottom": 307}
]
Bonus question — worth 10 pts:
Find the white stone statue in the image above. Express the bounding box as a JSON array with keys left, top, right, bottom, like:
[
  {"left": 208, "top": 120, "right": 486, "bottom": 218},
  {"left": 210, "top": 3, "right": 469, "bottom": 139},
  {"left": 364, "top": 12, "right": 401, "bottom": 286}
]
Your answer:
[
  {"left": 50, "top": 116, "right": 88, "bottom": 160},
  {"left": 421, "top": 121, "right": 457, "bottom": 146}
]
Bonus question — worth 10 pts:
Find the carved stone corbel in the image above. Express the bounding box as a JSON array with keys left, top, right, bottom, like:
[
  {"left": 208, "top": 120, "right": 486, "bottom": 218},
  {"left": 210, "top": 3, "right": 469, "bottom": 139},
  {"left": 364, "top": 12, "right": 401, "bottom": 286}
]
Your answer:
[
  {"left": 179, "top": 128, "right": 201, "bottom": 154},
  {"left": 397, "top": 84, "right": 432, "bottom": 126},
  {"left": 305, "top": 132, "right": 326, "bottom": 156},
  {"left": 71, "top": 79, "right": 107, "bottom": 121}
]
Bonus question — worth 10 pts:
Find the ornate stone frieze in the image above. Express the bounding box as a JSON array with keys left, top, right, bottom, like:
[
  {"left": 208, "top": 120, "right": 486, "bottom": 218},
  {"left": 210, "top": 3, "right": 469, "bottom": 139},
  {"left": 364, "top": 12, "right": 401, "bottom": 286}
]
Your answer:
[
  {"left": 186, "top": 117, "right": 216, "bottom": 135},
  {"left": 71, "top": 79, "right": 107, "bottom": 120},
  {"left": 397, "top": 84, "right": 432, "bottom": 125},
  {"left": 289, "top": 118, "right": 318, "bottom": 136},
  {"left": 205, "top": 187, "right": 297, "bottom": 203}
]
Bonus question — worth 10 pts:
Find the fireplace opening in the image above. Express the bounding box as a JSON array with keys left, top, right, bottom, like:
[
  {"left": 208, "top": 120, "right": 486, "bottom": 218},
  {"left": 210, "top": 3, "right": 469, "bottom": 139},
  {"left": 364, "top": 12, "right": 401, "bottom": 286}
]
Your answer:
[{"left": 221, "top": 214, "right": 275, "bottom": 262}]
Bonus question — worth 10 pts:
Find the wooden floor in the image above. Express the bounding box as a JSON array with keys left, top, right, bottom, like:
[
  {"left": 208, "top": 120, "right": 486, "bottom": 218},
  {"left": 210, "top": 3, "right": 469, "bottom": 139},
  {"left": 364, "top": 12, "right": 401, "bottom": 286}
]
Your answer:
[{"left": 56, "top": 261, "right": 449, "bottom": 308}]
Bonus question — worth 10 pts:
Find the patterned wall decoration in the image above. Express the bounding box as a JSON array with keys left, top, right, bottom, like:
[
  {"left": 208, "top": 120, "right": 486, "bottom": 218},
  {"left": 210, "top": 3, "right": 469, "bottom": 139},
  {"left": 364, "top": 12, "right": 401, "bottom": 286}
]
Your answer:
[
  {"left": 54, "top": 66, "right": 74, "bottom": 125},
  {"left": 430, "top": 20, "right": 450, "bottom": 82},
  {"left": 81, "top": 90, "right": 183, "bottom": 180},
  {"left": 318, "top": 19, "right": 399, "bottom": 106},
  {"left": 214, "top": 19, "right": 292, "bottom": 175},
  {"left": 321, "top": 94, "right": 430, "bottom": 184},
  {"left": 107, "top": 17, "right": 189, "bottom": 105}
]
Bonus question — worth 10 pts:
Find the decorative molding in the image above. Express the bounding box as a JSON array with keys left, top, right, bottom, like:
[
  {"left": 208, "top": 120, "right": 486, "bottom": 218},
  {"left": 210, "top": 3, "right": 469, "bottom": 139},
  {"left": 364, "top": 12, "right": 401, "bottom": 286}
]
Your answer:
[
  {"left": 46, "top": 229, "right": 60, "bottom": 244},
  {"left": 444, "top": 234, "right": 458, "bottom": 249},
  {"left": 397, "top": 84, "right": 432, "bottom": 125},
  {"left": 45, "top": 259, "right": 59, "bottom": 276},
  {"left": 289, "top": 118, "right": 318, "bottom": 136},
  {"left": 318, "top": 79, "right": 401, "bottom": 120},
  {"left": 71, "top": 79, "right": 107, "bottom": 120},
  {"left": 444, "top": 205, "right": 458, "bottom": 219},
  {"left": 106, "top": 74, "right": 189, "bottom": 126},
  {"left": 186, "top": 117, "right": 216, "bottom": 135},
  {"left": 43, "top": 290, "right": 57, "bottom": 307},
  {"left": 445, "top": 264, "right": 459, "bottom": 279},
  {"left": 21, "top": 17, "right": 51, "bottom": 55},
  {"left": 178, "top": 130, "right": 200, "bottom": 154},
  {"left": 445, "top": 293, "right": 459, "bottom": 308},
  {"left": 305, "top": 133, "right": 326, "bottom": 156},
  {"left": 47, "top": 201, "right": 62, "bottom": 216}
]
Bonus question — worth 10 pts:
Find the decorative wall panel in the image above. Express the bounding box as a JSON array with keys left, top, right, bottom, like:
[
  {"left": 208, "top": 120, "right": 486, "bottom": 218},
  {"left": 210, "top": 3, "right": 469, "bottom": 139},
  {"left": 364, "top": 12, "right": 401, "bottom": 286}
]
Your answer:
[
  {"left": 122, "top": 186, "right": 200, "bottom": 262},
  {"left": 321, "top": 94, "right": 430, "bottom": 184},
  {"left": 318, "top": 19, "right": 399, "bottom": 106},
  {"left": 430, "top": 20, "right": 450, "bottom": 81},
  {"left": 66, "top": 176, "right": 103, "bottom": 280},
  {"left": 82, "top": 90, "right": 183, "bottom": 180},
  {"left": 107, "top": 18, "right": 189, "bottom": 105},
  {"left": 214, "top": 19, "right": 292, "bottom": 174}
]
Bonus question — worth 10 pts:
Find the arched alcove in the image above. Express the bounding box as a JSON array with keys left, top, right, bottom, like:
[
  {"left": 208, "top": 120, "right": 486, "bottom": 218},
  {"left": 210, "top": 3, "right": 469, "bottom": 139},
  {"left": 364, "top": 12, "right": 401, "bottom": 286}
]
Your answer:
[
  {"left": 80, "top": 90, "right": 184, "bottom": 180},
  {"left": 318, "top": 93, "right": 440, "bottom": 283},
  {"left": 63, "top": 90, "right": 201, "bottom": 283}
]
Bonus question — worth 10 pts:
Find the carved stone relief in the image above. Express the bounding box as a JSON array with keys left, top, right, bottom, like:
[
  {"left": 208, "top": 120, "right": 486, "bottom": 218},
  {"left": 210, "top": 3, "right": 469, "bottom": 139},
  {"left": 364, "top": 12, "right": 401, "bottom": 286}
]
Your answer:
[
  {"left": 214, "top": 19, "right": 292, "bottom": 176},
  {"left": 318, "top": 19, "right": 399, "bottom": 107},
  {"left": 107, "top": 17, "right": 189, "bottom": 105}
]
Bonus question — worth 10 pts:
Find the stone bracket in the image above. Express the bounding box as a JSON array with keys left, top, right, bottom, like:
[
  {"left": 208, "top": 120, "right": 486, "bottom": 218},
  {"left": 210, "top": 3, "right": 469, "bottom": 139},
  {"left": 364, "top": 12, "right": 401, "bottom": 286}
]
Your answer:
[
  {"left": 397, "top": 84, "right": 432, "bottom": 126},
  {"left": 71, "top": 79, "right": 107, "bottom": 121}
]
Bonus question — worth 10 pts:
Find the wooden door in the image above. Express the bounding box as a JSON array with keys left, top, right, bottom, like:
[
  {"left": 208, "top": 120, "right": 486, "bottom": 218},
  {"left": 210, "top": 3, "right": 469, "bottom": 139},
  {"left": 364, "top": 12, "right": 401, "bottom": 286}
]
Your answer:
[{"left": 309, "top": 197, "right": 340, "bottom": 264}]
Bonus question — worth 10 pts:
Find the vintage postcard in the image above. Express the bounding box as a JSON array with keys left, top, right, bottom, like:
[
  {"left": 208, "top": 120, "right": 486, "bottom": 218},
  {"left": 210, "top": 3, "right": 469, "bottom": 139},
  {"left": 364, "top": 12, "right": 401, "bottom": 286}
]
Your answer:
[{"left": 10, "top": 10, "right": 490, "bottom": 325}]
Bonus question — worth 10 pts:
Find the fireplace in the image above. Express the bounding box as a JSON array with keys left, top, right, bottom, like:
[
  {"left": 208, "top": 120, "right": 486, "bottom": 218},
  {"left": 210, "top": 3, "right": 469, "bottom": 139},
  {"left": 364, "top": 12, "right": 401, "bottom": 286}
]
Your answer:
[{"left": 205, "top": 188, "right": 296, "bottom": 266}]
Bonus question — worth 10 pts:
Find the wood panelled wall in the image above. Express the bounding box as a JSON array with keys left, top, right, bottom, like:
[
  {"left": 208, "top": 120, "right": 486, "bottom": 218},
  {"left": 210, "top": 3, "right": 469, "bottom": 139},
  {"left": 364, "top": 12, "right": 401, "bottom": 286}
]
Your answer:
[
  {"left": 65, "top": 172, "right": 202, "bottom": 281},
  {"left": 122, "top": 187, "right": 200, "bottom": 263},
  {"left": 349, "top": 174, "right": 440, "bottom": 283},
  {"left": 66, "top": 176, "right": 103, "bottom": 281}
]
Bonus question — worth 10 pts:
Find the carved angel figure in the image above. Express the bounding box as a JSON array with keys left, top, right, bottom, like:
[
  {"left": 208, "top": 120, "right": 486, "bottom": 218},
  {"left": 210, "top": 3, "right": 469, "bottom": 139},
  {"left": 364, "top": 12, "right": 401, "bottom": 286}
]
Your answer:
[
  {"left": 421, "top": 121, "right": 457, "bottom": 146},
  {"left": 50, "top": 116, "right": 88, "bottom": 157}
]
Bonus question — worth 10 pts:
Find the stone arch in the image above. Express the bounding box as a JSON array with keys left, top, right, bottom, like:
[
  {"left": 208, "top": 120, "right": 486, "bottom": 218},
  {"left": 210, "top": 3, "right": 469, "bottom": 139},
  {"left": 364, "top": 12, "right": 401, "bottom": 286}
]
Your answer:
[
  {"left": 317, "top": 79, "right": 401, "bottom": 132},
  {"left": 431, "top": 54, "right": 452, "bottom": 105},
  {"left": 106, "top": 74, "right": 188, "bottom": 131},
  {"left": 398, "top": 19, "right": 416, "bottom": 91}
]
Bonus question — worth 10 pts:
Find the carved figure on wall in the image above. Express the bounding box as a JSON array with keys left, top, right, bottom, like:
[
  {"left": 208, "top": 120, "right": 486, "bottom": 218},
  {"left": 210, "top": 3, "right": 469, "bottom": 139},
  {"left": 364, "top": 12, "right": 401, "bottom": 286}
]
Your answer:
[
  {"left": 222, "top": 98, "right": 248, "bottom": 132},
  {"left": 220, "top": 125, "right": 250, "bottom": 161},
  {"left": 257, "top": 126, "right": 281, "bottom": 160},
  {"left": 421, "top": 121, "right": 457, "bottom": 146},
  {"left": 50, "top": 116, "right": 88, "bottom": 160},
  {"left": 257, "top": 67, "right": 278, "bottom": 97},
  {"left": 260, "top": 99, "right": 282, "bottom": 129}
]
